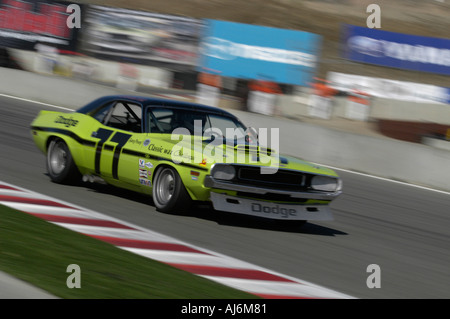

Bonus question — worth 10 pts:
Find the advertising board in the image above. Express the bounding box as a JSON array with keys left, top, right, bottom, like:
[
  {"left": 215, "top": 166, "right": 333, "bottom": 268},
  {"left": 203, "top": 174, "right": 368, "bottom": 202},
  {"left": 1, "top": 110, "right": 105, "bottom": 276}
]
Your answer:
[
  {"left": 341, "top": 24, "right": 450, "bottom": 76},
  {"left": 198, "top": 20, "right": 321, "bottom": 86},
  {"left": 327, "top": 71, "right": 450, "bottom": 105},
  {"left": 0, "top": 0, "right": 81, "bottom": 52},
  {"left": 81, "top": 5, "right": 204, "bottom": 69}
]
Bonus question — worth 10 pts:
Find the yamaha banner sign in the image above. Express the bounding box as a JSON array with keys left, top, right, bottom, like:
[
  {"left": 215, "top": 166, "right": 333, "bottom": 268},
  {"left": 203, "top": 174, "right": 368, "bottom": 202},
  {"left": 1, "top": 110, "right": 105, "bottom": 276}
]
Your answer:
[
  {"left": 198, "top": 20, "right": 322, "bottom": 86},
  {"left": 342, "top": 24, "right": 450, "bottom": 76}
]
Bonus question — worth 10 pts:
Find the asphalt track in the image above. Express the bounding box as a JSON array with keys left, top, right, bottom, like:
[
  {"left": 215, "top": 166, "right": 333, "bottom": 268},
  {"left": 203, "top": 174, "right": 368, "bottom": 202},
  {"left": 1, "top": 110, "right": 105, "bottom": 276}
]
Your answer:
[{"left": 1, "top": 95, "right": 450, "bottom": 299}]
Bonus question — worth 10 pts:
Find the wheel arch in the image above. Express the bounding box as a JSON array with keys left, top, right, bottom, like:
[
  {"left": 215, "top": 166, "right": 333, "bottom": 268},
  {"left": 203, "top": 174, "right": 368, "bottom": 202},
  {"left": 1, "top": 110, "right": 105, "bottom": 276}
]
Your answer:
[
  {"left": 45, "top": 135, "right": 60, "bottom": 152},
  {"left": 152, "top": 162, "right": 196, "bottom": 200},
  {"left": 45, "top": 134, "right": 85, "bottom": 172},
  {"left": 45, "top": 135, "right": 82, "bottom": 184}
]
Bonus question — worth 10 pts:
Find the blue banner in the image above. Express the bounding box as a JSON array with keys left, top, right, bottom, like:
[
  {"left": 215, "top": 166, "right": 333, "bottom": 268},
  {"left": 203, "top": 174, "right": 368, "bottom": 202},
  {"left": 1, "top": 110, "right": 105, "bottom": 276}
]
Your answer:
[
  {"left": 342, "top": 24, "right": 450, "bottom": 76},
  {"left": 198, "top": 20, "right": 322, "bottom": 86}
]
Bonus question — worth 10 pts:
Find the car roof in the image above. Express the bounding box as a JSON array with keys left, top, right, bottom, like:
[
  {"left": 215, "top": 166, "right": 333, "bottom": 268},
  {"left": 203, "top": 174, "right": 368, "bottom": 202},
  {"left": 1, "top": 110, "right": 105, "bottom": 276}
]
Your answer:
[{"left": 77, "top": 95, "right": 238, "bottom": 119}]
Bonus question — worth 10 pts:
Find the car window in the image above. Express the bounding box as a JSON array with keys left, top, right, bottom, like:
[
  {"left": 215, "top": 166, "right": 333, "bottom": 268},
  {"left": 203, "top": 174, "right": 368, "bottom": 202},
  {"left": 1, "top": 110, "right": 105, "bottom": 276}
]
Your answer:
[
  {"left": 207, "top": 114, "right": 246, "bottom": 141},
  {"left": 92, "top": 101, "right": 115, "bottom": 123},
  {"left": 93, "top": 101, "right": 143, "bottom": 133},
  {"left": 145, "top": 106, "right": 247, "bottom": 142},
  {"left": 146, "top": 107, "right": 209, "bottom": 135},
  {"left": 147, "top": 108, "right": 174, "bottom": 133}
]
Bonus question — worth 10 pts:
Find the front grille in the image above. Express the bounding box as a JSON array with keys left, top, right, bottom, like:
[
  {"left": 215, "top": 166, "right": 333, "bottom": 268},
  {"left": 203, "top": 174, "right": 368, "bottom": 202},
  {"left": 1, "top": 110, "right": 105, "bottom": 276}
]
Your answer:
[{"left": 236, "top": 166, "right": 308, "bottom": 190}]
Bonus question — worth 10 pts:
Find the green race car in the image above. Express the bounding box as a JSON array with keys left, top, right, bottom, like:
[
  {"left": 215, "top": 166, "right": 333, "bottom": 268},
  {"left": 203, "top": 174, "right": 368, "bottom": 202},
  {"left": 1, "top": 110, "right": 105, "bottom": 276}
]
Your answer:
[{"left": 31, "top": 95, "right": 342, "bottom": 222}]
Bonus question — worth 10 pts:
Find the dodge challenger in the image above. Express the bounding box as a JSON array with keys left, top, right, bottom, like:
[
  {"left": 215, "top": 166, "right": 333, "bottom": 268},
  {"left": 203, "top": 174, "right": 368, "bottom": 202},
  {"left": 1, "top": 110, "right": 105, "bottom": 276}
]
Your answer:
[{"left": 30, "top": 95, "right": 342, "bottom": 222}]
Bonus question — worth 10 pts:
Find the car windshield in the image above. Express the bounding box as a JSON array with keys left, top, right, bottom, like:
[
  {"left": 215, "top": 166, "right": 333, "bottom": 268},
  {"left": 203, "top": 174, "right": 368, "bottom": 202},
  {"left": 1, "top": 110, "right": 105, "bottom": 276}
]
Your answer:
[{"left": 146, "top": 106, "right": 253, "bottom": 144}]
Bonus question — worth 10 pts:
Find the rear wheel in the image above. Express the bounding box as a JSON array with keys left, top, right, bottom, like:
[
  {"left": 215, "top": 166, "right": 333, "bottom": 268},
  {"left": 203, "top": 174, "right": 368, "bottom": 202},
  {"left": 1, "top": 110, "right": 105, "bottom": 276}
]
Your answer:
[
  {"left": 152, "top": 166, "right": 191, "bottom": 213},
  {"left": 46, "top": 138, "right": 80, "bottom": 184}
]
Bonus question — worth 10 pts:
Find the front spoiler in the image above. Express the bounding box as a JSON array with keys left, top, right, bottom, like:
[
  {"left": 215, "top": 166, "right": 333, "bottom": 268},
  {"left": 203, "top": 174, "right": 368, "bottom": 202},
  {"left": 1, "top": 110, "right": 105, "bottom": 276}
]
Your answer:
[{"left": 210, "top": 192, "right": 333, "bottom": 221}]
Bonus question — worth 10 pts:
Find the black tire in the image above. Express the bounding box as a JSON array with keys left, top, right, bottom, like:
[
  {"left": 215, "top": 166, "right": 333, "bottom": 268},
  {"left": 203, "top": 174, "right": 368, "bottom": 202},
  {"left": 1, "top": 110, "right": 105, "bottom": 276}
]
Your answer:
[
  {"left": 152, "top": 166, "right": 192, "bottom": 213},
  {"left": 46, "top": 138, "right": 80, "bottom": 184}
]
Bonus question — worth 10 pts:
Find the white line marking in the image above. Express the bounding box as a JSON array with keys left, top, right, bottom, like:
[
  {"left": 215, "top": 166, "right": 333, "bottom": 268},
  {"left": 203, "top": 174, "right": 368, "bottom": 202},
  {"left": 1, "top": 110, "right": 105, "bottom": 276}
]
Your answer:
[
  {"left": 121, "top": 247, "right": 266, "bottom": 269},
  {"left": 0, "top": 203, "right": 93, "bottom": 218},
  {"left": 0, "top": 188, "right": 52, "bottom": 199},
  {"left": 60, "top": 224, "right": 183, "bottom": 243},
  {"left": 315, "top": 163, "right": 450, "bottom": 196},
  {"left": 202, "top": 276, "right": 354, "bottom": 299},
  {"left": 0, "top": 93, "right": 73, "bottom": 111}
]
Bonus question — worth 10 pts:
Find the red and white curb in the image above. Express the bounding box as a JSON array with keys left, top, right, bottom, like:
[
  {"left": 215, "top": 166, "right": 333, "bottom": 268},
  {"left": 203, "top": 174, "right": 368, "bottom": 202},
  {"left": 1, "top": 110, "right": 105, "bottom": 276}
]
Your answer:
[{"left": 0, "top": 181, "right": 354, "bottom": 299}]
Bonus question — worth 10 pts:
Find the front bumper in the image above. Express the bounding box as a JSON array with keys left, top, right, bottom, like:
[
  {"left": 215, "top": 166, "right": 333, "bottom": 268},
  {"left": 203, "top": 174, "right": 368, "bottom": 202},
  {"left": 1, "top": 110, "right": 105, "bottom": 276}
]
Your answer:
[
  {"left": 204, "top": 176, "right": 342, "bottom": 201},
  {"left": 210, "top": 192, "right": 333, "bottom": 221}
]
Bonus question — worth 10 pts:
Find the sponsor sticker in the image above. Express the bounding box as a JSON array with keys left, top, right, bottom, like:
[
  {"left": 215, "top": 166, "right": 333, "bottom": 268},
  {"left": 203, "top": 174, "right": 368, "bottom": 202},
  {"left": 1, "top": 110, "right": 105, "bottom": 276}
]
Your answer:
[
  {"left": 139, "top": 159, "right": 145, "bottom": 168},
  {"left": 129, "top": 138, "right": 143, "bottom": 145},
  {"left": 190, "top": 170, "right": 200, "bottom": 181},
  {"left": 145, "top": 162, "right": 153, "bottom": 169},
  {"left": 139, "top": 169, "right": 148, "bottom": 179},
  {"left": 143, "top": 139, "right": 151, "bottom": 147},
  {"left": 139, "top": 178, "right": 151, "bottom": 187}
]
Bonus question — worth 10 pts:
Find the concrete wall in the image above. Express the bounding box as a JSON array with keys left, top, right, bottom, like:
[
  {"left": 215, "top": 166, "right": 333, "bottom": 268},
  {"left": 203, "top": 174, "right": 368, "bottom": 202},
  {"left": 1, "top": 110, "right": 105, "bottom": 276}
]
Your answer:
[
  {"left": 1, "top": 67, "right": 449, "bottom": 191},
  {"left": 422, "top": 137, "right": 450, "bottom": 152},
  {"left": 9, "top": 49, "right": 173, "bottom": 90},
  {"left": 279, "top": 92, "right": 450, "bottom": 125},
  {"left": 277, "top": 94, "right": 349, "bottom": 120},
  {"left": 0, "top": 67, "right": 134, "bottom": 108},
  {"left": 370, "top": 98, "right": 450, "bottom": 125}
]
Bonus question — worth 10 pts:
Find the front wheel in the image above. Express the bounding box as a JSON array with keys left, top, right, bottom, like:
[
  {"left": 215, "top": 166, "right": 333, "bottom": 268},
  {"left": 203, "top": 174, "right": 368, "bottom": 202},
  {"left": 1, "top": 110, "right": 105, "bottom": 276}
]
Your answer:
[
  {"left": 152, "top": 166, "right": 191, "bottom": 213},
  {"left": 46, "top": 138, "right": 80, "bottom": 184}
]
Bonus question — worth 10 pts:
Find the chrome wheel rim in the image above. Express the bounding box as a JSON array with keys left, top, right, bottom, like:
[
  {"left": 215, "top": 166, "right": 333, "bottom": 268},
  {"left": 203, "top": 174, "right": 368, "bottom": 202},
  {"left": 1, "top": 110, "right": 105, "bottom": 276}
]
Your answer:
[
  {"left": 48, "top": 141, "right": 67, "bottom": 175},
  {"left": 155, "top": 168, "right": 175, "bottom": 206}
]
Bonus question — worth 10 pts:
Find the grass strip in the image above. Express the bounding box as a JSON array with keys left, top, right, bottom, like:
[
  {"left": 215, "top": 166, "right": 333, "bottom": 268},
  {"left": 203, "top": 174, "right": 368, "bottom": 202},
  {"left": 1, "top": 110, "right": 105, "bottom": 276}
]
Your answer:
[{"left": 0, "top": 204, "right": 258, "bottom": 299}]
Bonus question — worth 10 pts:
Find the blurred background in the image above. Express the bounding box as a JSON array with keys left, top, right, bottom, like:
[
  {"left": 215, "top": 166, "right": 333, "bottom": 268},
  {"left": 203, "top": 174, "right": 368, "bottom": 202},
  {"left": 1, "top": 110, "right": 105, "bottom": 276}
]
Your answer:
[
  {"left": 1, "top": 0, "right": 450, "bottom": 300},
  {"left": 1, "top": 0, "right": 450, "bottom": 147}
]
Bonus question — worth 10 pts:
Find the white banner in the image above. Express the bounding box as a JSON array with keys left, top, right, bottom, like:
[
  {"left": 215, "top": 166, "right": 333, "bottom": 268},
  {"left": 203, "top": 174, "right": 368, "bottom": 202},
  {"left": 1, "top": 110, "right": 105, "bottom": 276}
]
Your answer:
[
  {"left": 307, "top": 95, "right": 332, "bottom": 120},
  {"left": 196, "top": 83, "right": 220, "bottom": 107},
  {"left": 327, "top": 71, "right": 449, "bottom": 104},
  {"left": 247, "top": 91, "right": 277, "bottom": 116},
  {"left": 346, "top": 100, "right": 370, "bottom": 121}
]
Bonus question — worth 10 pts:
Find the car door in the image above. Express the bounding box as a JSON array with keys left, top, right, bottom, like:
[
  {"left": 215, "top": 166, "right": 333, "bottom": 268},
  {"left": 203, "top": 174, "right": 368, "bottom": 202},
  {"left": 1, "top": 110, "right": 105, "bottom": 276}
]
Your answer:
[{"left": 85, "top": 99, "right": 145, "bottom": 187}]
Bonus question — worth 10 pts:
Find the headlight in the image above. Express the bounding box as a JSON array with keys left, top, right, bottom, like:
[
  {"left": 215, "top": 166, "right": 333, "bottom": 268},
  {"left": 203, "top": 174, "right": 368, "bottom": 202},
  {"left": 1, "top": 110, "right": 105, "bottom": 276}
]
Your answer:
[
  {"left": 311, "top": 176, "right": 342, "bottom": 192},
  {"left": 211, "top": 164, "right": 235, "bottom": 181}
]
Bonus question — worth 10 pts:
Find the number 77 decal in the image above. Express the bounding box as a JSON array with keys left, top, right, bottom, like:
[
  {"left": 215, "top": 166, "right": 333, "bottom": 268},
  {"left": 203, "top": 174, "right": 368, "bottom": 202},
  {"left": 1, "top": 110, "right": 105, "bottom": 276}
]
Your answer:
[{"left": 92, "top": 128, "right": 132, "bottom": 179}]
